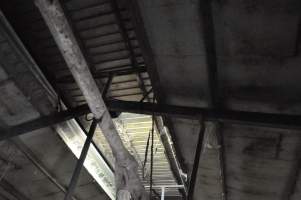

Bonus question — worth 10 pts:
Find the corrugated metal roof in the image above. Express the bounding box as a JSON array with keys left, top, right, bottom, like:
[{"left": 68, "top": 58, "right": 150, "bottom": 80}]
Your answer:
[
  {"left": 0, "top": 0, "right": 181, "bottom": 198},
  {"left": 93, "top": 113, "right": 181, "bottom": 197},
  {"left": 1, "top": 0, "right": 153, "bottom": 106}
]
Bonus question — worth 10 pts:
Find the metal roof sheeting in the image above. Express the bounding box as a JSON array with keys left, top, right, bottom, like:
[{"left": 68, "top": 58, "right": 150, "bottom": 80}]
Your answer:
[
  {"left": 0, "top": 0, "right": 180, "bottom": 198},
  {"left": 93, "top": 113, "right": 181, "bottom": 197}
]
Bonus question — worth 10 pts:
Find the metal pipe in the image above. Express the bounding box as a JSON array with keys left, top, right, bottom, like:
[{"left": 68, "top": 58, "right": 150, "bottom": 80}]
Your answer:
[{"left": 64, "top": 119, "right": 98, "bottom": 200}]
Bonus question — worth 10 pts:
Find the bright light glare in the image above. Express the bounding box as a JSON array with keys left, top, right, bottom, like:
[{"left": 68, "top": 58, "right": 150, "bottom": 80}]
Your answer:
[{"left": 55, "top": 119, "right": 115, "bottom": 199}]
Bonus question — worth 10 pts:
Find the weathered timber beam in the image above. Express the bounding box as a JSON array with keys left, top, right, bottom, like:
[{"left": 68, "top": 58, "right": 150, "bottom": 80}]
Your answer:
[
  {"left": 34, "top": 1, "right": 147, "bottom": 199},
  {"left": 3, "top": 100, "right": 301, "bottom": 141}
]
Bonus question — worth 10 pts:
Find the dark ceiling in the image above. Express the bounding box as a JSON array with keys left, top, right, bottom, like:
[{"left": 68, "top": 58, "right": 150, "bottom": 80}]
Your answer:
[{"left": 0, "top": 0, "right": 301, "bottom": 200}]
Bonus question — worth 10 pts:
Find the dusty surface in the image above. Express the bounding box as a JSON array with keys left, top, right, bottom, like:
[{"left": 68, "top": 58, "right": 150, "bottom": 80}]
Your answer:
[
  {"left": 0, "top": 13, "right": 109, "bottom": 200},
  {"left": 136, "top": 0, "right": 301, "bottom": 200}
]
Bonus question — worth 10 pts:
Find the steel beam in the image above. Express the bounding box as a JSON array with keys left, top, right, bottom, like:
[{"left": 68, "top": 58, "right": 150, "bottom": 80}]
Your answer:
[
  {"left": 187, "top": 122, "right": 206, "bottom": 200},
  {"left": 200, "top": 0, "right": 219, "bottom": 108},
  {"left": 56, "top": 66, "right": 147, "bottom": 84},
  {"left": 3, "top": 100, "right": 301, "bottom": 141},
  {"left": 0, "top": 104, "right": 89, "bottom": 141},
  {"left": 140, "top": 88, "right": 153, "bottom": 102},
  {"left": 108, "top": 0, "right": 149, "bottom": 98},
  {"left": 102, "top": 73, "right": 114, "bottom": 99},
  {"left": 64, "top": 119, "right": 98, "bottom": 200},
  {"left": 106, "top": 100, "right": 301, "bottom": 130},
  {"left": 123, "top": 0, "right": 163, "bottom": 101},
  {"left": 198, "top": 0, "right": 227, "bottom": 199}
]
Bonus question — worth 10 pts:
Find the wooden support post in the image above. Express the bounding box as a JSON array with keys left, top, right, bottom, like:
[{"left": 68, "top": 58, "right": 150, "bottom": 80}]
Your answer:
[{"left": 34, "top": 0, "right": 147, "bottom": 199}]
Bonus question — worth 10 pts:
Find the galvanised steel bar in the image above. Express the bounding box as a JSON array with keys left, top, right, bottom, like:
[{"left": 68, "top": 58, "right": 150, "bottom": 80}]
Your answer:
[{"left": 64, "top": 119, "right": 98, "bottom": 200}]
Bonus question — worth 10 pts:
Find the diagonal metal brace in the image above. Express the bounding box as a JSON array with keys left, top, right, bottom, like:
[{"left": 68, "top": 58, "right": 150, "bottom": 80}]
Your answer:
[{"left": 64, "top": 118, "right": 100, "bottom": 200}]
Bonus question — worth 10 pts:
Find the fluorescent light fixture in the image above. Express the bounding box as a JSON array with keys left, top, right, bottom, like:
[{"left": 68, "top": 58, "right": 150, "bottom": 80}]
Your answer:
[{"left": 55, "top": 119, "right": 115, "bottom": 199}]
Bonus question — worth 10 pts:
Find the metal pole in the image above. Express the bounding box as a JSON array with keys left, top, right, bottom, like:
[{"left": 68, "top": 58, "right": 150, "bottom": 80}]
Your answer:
[
  {"left": 200, "top": 0, "right": 227, "bottom": 198},
  {"left": 102, "top": 73, "right": 114, "bottom": 99},
  {"left": 140, "top": 88, "right": 153, "bottom": 102},
  {"left": 188, "top": 122, "right": 206, "bottom": 200},
  {"left": 64, "top": 119, "right": 98, "bottom": 200},
  {"left": 161, "top": 187, "right": 165, "bottom": 200}
]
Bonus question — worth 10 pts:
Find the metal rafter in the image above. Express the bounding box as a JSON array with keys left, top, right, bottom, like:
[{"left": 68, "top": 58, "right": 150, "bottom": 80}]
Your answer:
[
  {"left": 0, "top": 104, "right": 89, "bottom": 141},
  {"left": 120, "top": 0, "right": 188, "bottom": 195},
  {"left": 56, "top": 66, "right": 147, "bottom": 84},
  {"left": 189, "top": 0, "right": 227, "bottom": 199},
  {"left": 108, "top": 0, "right": 150, "bottom": 98},
  {"left": 64, "top": 119, "right": 98, "bottom": 200},
  {"left": 0, "top": 179, "right": 30, "bottom": 200},
  {"left": 187, "top": 122, "right": 206, "bottom": 200},
  {"left": 4, "top": 100, "right": 301, "bottom": 142}
]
